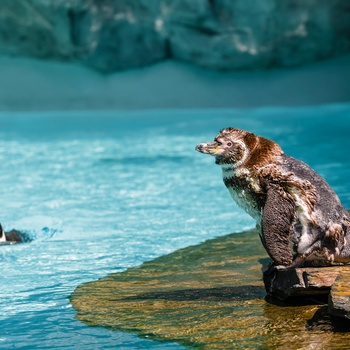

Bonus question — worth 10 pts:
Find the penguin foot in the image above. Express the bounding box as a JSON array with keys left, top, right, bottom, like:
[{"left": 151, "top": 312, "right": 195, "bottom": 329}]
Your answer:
[
  {"left": 264, "top": 262, "right": 290, "bottom": 276},
  {"left": 290, "top": 255, "right": 307, "bottom": 268}
]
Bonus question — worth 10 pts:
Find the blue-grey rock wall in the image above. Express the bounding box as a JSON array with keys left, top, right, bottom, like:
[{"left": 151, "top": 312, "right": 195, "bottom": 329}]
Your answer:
[{"left": 0, "top": 0, "right": 349, "bottom": 72}]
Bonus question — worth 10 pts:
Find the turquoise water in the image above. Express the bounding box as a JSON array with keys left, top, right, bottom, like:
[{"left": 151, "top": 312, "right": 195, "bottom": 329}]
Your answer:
[{"left": 1, "top": 104, "right": 350, "bottom": 349}]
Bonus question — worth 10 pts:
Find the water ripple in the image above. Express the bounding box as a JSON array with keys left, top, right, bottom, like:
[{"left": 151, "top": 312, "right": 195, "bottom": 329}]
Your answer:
[{"left": 0, "top": 106, "right": 350, "bottom": 349}]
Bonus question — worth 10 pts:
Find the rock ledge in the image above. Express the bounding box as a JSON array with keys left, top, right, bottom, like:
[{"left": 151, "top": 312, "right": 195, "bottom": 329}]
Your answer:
[
  {"left": 263, "top": 266, "right": 350, "bottom": 320},
  {"left": 71, "top": 229, "right": 350, "bottom": 349}
]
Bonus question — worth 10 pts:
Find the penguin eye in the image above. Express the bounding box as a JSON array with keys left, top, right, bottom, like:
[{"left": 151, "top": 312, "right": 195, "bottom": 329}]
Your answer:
[{"left": 227, "top": 142, "right": 232, "bottom": 147}]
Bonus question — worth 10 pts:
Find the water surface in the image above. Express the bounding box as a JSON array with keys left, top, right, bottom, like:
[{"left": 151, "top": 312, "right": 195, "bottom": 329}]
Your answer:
[{"left": 1, "top": 104, "right": 350, "bottom": 349}]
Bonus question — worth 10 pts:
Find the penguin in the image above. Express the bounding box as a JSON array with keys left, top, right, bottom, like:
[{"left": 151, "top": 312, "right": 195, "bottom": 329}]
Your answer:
[
  {"left": 196, "top": 127, "right": 350, "bottom": 267},
  {"left": 0, "top": 225, "right": 30, "bottom": 244},
  {"left": 0, "top": 224, "right": 6, "bottom": 243}
]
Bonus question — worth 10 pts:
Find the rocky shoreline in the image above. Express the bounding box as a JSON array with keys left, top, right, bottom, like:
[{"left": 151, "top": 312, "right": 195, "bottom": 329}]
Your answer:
[
  {"left": 70, "top": 228, "right": 350, "bottom": 349},
  {"left": 264, "top": 265, "right": 350, "bottom": 327}
]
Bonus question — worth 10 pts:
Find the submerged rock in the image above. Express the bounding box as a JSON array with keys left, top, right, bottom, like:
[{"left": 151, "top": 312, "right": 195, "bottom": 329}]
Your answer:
[
  {"left": 0, "top": 0, "right": 349, "bottom": 72},
  {"left": 70, "top": 229, "right": 350, "bottom": 349}
]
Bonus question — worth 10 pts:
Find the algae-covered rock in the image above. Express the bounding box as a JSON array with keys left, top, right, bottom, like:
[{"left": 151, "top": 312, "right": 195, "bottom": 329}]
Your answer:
[{"left": 70, "top": 229, "right": 350, "bottom": 349}]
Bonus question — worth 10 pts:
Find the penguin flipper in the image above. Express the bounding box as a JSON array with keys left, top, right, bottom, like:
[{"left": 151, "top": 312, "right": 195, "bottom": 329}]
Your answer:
[{"left": 261, "top": 185, "right": 295, "bottom": 266}]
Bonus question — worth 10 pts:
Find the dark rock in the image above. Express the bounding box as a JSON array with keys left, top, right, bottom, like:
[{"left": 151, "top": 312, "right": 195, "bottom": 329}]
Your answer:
[
  {"left": 307, "top": 305, "right": 350, "bottom": 332},
  {"left": 0, "top": 0, "right": 349, "bottom": 72},
  {"left": 263, "top": 266, "right": 346, "bottom": 300},
  {"left": 264, "top": 264, "right": 350, "bottom": 330},
  {"left": 0, "top": 229, "right": 32, "bottom": 245}
]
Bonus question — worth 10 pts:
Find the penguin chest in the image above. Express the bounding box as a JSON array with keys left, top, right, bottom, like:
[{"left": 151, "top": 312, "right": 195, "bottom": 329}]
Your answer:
[
  {"left": 227, "top": 187, "right": 262, "bottom": 221},
  {"left": 222, "top": 169, "right": 263, "bottom": 222}
]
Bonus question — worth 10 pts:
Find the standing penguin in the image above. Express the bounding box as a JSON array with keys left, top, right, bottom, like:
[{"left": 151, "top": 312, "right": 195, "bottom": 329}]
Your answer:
[{"left": 196, "top": 127, "right": 350, "bottom": 267}]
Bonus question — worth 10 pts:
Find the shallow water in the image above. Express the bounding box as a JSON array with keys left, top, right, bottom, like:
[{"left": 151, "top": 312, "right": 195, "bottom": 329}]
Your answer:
[{"left": 1, "top": 104, "right": 350, "bottom": 349}]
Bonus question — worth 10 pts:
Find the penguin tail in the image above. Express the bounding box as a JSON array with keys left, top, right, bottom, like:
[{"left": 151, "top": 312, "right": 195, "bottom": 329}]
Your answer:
[{"left": 0, "top": 223, "right": 6, "bottom": 242}]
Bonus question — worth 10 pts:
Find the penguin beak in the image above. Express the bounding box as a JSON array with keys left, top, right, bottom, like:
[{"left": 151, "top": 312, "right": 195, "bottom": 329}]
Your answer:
[{"left": 195, "top": 142, "right": 220, "bottom": 155}]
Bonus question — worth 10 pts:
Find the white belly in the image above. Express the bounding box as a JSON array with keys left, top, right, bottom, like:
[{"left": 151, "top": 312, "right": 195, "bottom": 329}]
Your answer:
[{"left": 227, "top": 187, "right": 262, "bottom": 222}]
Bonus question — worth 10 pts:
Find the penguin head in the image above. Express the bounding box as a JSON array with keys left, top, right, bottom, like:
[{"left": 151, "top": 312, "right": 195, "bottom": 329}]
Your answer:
[
  {"left": 196, "top": 128, "right": 251, "bottom": 166},
  {"left": 196, "top": 127, "right": 284, "bottom": 168}
]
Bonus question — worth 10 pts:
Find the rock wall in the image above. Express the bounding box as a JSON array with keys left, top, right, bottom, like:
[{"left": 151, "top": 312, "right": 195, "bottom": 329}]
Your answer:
[{"left": 0, "top": 0, "right": 349, "bottom": 72}]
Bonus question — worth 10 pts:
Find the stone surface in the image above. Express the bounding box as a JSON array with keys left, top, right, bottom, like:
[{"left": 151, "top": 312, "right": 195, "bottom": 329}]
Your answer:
[
  {"left": 70, "top": 229, "right": 350, "bottom": 349},
  {"left": 0, "top": 0, "right": 349, "bottom": 72},
  {"left": 263, "top": 259, "right": 350, "bottom": 321},
  {"left": 263, "top": 266, "right": 348, "bottom": 300},
  {"left": 329, "top": 268, "right": 350, "bottom": 319}
]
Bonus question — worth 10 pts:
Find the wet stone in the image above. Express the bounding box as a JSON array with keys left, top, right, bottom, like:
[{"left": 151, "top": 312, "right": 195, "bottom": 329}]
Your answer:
[
  {"left": 70, "top": 229, "right": 350, "bottom": 349},
  {"left": 263, "top": 266, "right": 346, "bottom": 300},
  {"left": 329, "top": 268, "right": 350, "bottom": 320},
  {"left": 263, "top": 263, "right": 350, "bottom": 326}
]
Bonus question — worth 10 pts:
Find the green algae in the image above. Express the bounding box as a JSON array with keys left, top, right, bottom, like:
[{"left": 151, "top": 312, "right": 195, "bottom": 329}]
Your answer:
[{"left": 70, "top": 229, "right": 350, "bottom": 349}]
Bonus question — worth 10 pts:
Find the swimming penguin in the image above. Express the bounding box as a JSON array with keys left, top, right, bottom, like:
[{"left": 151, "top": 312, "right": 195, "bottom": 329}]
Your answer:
[
  {"left": 196, "top": 127, "right": 350, "bottom": 267},
  {"left": 0, "top": 224, "right": 6, "bottom": 243}
]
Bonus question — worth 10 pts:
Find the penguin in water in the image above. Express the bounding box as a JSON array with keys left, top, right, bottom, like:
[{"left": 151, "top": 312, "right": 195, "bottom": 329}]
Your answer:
[
  {"left": 0, "top": 224, "right": 6, "bottom": 243},
  {"left": 0, "top": 224, "right": 30, "bottom": 244},
  {"left": 196, "top": 127, "right": 350, "bottom": 268}
]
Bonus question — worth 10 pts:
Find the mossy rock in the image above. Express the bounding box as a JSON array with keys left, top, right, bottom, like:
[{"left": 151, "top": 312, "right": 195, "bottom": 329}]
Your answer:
[{"left": 70, "top": 229, "right": 350, "bottom": 349}]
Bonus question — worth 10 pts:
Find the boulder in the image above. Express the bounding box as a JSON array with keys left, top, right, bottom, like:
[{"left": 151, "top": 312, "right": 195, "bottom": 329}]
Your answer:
[
  {"left": 0, "top": 0, "right": 349, "bottom": 72},
  {"left": 263, "top": 266, "right": 346, "bottom": 300},
  {"left": 263, "top": 265, "right": 350, "bottom": 321}
]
